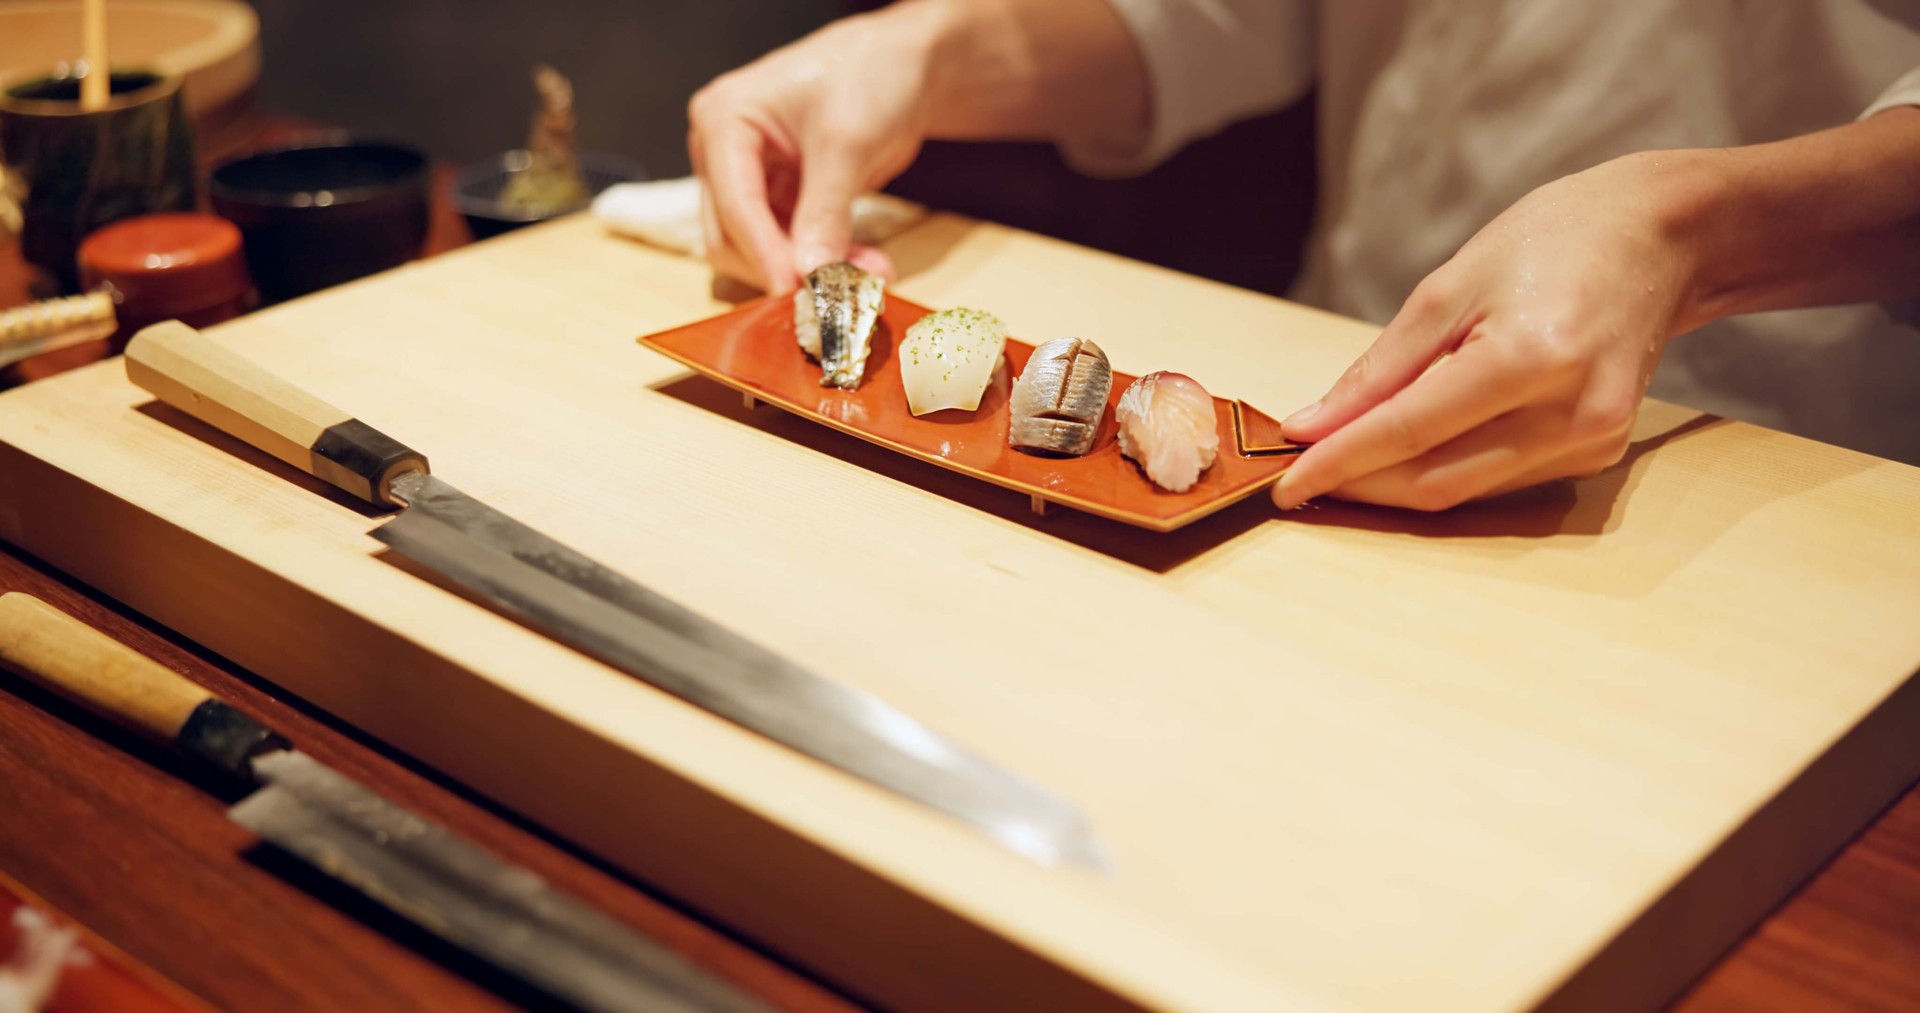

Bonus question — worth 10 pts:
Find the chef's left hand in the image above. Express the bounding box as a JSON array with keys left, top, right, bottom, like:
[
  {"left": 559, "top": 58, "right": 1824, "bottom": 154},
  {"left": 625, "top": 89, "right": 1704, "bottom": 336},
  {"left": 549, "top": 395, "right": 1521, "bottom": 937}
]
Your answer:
[{"left": 1273, "top": 152, "right": 1700, "bottom": 511}]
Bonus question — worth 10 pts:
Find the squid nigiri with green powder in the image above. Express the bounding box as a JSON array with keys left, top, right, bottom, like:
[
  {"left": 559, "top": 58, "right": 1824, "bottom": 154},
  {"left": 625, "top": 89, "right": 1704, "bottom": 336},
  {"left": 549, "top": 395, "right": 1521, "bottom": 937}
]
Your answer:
[{"left": 898, "top": 308, "right": 1006, "bottom": 415}]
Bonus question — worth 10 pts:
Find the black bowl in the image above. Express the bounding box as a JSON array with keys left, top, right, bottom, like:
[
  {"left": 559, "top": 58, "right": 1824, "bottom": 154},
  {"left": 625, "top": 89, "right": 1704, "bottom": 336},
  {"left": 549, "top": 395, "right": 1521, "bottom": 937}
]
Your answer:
[
  {"left": 452, "top": 150, "right": 642, "bottom": 240},
  {"left": 210, "top": 141, "right": 430, "bottom": 303}
]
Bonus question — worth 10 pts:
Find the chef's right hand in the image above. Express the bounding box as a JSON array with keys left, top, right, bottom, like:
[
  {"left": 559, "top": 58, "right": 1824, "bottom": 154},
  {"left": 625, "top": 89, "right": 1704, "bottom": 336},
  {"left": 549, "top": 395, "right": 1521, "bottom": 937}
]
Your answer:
[{"left": 688, "top": 8, "right": 935, "bottom": 291}]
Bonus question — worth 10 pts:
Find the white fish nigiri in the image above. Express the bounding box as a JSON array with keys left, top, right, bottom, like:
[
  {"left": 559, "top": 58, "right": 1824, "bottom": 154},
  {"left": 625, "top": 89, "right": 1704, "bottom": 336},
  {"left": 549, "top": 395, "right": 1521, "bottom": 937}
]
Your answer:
[
  {"left": 1115, "top": 371, "right": 1219, "bottom": 493},
  {"left": 899, "top": 308, "right": 1005, "bottom": 415}
]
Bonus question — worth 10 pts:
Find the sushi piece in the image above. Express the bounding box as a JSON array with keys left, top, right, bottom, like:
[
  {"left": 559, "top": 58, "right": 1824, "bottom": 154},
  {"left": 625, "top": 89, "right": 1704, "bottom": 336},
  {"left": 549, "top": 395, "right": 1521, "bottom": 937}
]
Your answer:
[
  {"left": 1008, "top": 337, "right": 1112, "bottom": 456},
  {"left": 793, "top": 261, "right": 884, "bottom": 389},
  {"left": 899, "top": 308, "right": 1006, "bottom": 415},
  {"left": 1115, "top": 371, "right": 1219, "bottom": 492}
]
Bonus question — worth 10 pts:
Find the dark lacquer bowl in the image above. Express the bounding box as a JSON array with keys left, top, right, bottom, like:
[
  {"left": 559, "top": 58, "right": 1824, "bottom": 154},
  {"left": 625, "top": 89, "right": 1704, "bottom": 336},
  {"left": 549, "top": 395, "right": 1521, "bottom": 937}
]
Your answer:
[
  {"left": 452, "top": 149, "right": 642, "bottom": 239},
  {"left": 209, "top": 141, "right": 430, "bottom": 303}
]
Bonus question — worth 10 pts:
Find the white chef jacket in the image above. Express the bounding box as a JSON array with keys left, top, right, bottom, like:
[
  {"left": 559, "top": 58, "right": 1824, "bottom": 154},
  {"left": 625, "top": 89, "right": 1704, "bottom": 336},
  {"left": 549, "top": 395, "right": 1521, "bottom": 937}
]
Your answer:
[{"left": 1068, "top": 0, "right": 1920, "bottom": 465}]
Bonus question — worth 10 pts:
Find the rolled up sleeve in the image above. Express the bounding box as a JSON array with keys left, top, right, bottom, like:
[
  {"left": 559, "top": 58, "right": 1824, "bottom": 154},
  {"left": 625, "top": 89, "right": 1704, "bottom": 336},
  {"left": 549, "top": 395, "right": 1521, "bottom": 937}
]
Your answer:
[{"left": 1060, "top": 0, "right": 1316, "bottom": 177}]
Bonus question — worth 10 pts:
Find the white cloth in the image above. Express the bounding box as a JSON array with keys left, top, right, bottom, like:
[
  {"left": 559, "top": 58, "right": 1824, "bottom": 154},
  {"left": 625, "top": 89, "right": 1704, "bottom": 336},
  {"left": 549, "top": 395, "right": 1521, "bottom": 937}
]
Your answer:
[
  {"left": 1070, "top": 0, "right": 1920, "bottom": 464},
  {"left": 593, "top": 177, "right": 926, "bottom": 255}
]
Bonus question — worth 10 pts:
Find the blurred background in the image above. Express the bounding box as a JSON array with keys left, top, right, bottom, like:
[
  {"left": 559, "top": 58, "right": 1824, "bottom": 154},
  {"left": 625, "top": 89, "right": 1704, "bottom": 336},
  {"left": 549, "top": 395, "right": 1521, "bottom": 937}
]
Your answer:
[{"left": 246, "top": 0, "right": 1318, "bottom": 296}]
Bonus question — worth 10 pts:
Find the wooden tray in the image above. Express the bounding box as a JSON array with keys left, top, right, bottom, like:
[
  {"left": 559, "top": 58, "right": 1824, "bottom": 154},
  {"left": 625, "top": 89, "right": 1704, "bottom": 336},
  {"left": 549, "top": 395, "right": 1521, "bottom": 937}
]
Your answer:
[{"left": 639, "top": 295, "right": 1301, "bottom": 531}]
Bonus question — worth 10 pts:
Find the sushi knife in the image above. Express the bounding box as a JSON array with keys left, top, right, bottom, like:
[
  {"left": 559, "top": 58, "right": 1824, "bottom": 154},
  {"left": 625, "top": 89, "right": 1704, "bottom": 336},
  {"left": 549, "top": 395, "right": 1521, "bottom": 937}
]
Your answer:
[
  {"left": 0, "top": 591, "right": 768, "bottom": 1013},
  {"left": 122, "top": 321, "right": 1108, "bottom": 871}
]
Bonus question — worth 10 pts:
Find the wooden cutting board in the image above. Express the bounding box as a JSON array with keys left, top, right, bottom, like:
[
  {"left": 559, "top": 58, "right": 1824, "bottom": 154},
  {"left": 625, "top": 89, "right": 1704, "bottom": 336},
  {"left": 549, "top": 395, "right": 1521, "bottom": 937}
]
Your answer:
[{"left": 2, "top": 213, "right": 1917, "bottom": 1012}]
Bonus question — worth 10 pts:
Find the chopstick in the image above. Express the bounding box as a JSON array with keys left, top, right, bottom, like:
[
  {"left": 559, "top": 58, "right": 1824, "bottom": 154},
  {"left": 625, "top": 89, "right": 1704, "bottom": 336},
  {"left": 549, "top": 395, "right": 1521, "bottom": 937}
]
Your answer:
[
  {"left": 81, "top": 0, "right": 108, "bottom": 110},
  {"left": 0, "top": 292, "right": 117, "bottom": 368}
]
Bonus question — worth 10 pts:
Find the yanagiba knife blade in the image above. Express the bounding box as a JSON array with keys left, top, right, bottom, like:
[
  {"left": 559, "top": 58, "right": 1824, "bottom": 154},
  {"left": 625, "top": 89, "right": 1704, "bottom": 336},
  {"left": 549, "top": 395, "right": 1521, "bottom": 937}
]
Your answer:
[
  {"left": 123, "top": 321, "right": 1108, "bottom": 871},
  {"left": 0, "top": 593, "right": 769, "bottom": 1013}
]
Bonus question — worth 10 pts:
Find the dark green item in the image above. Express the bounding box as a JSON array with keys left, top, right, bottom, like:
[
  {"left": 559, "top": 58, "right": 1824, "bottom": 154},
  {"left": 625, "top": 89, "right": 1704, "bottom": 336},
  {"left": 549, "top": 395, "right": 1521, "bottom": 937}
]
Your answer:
[{"left": 0, "top": 71, "right": 196, "bottom": 293}]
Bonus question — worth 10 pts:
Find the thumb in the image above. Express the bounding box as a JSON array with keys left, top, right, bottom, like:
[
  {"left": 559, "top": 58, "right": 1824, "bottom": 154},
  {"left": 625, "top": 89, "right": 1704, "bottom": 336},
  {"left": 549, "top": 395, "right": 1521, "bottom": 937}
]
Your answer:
[
  {"left": 788, "top": 138, "right": 868, "bottom": 276},
  {"left": 1284, "top": 286, "right": 1461, "bottom": 443}
]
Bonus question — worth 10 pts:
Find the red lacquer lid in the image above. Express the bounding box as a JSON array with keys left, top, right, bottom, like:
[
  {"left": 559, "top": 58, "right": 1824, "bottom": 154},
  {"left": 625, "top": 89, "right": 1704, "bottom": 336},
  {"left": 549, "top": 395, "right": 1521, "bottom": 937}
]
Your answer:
[{"left": 79, "top": 213, "right": 250, "bottom": 319}]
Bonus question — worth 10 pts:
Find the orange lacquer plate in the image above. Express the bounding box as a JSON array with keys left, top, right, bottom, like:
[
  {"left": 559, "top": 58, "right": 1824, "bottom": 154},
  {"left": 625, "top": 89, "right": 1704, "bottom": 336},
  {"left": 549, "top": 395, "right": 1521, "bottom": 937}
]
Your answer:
[{"left": 639, "top": 295, "right": 1304, "bottom": 532}]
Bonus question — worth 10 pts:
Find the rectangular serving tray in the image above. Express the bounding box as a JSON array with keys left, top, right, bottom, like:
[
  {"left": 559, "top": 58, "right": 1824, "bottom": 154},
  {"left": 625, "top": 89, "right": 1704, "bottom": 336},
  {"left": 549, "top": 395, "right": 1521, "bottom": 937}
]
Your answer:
[{"left": 640, "top": 294, "right": 1301, "bottom": 531}]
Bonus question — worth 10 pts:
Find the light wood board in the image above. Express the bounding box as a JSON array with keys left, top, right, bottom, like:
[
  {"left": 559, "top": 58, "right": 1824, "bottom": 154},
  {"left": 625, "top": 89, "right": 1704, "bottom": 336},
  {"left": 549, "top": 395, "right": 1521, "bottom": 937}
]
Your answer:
[{"left": 2, "top": 213, "right": 1918, "bottom": 1011}]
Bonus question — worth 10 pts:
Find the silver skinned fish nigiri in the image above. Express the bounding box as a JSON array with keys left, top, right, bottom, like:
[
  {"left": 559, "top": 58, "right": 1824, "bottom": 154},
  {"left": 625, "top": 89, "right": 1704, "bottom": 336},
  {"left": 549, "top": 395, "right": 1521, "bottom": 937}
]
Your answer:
[
  {"left": 1009, "top": 337, "right": 1112, "bottom": 456},
  {"left": 793, "top": 261, "right": 884, "bottom": 389}
]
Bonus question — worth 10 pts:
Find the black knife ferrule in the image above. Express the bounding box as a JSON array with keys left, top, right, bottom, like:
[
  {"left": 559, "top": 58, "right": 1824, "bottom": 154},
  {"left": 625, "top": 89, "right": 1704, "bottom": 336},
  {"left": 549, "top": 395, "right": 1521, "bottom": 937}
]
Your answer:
[
  {"left": 176, "top": 699, "right": 289, "bottom": 780},
  {"left": 310, "top": 419, "right": 429, "bottom": 507}
]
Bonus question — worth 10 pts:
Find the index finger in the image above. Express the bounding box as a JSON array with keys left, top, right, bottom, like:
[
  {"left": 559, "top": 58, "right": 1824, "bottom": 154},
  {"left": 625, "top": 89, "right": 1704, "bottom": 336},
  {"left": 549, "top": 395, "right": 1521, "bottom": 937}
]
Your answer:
[
  {"left": 1273, "top": 343, "right": 1548, "bottom": 509},
  {"left": 698, "top": 123, "right": 796, "bottom": 290}
]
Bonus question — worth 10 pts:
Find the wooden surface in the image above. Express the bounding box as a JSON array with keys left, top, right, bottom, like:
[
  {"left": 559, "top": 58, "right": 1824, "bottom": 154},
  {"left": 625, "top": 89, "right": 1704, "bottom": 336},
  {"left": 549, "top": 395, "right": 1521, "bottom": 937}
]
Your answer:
[
  {"left": 2, "top": 211, "right": 1916, "bottom": 1011},
  {"left": 2, "top": 545, "right": 1911, "bottom": 1013},
  {"left": 0, "top": 0, "right": 261, "bottom": 120},
  {"left": 124, "top": 320, "right": 356, "bottom": 490},
  {"left": 0, "top": 866, "right": 210, "bottom": 1012},
  {"left": 0, "top": 108, "right": 855, "bottom": 1012},
  {"left": 0, "top": 544, "right": 854, "bottom": 1012}
]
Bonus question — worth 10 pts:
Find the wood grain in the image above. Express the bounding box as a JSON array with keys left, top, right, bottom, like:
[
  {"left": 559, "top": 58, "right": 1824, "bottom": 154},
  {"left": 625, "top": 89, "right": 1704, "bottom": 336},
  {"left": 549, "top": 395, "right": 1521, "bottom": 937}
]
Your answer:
[
  {"left": 3, "top": 537, "right": 1913, "bottom": 1012},
  {"left": 2, "top": 211, "right": 1916, "bottom": 1011},
  {"left": 3, "top": 106, "right": 1918, "bottom": 1013},
  {"left": 0, "top": 867, "right": 214, "bottom": 1012},
  {"left": 1679, "top": 788, "right": 1920, "bottom": 1011},
  {"left": 0, "top": 591, "right": 211, "bottom": 743},
  {"left": 124, "top": 320, "right": 353, "bottom": 486},
  {"left": 0, "top": 544, "right": 856, "bottom": 1013},
  {"left": 0, "top": 109, "right": 855, "bottom": 1012}
]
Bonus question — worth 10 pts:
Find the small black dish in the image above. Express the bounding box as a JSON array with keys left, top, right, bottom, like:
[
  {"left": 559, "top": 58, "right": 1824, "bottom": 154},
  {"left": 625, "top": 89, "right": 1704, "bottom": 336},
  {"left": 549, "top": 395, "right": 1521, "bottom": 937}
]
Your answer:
[
  {"left": 209, "top": 141, "right": 430, "bottom": 303},
  {"left": 452, "top": 150, "right": 642, "bottom": 240}
]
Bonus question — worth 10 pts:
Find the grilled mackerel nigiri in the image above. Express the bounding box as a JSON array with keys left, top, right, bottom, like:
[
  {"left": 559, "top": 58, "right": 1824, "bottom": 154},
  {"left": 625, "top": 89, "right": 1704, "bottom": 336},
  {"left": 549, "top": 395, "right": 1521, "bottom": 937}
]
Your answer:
[
  {"left": 794, "top": 261, "right": 884, "bottom": 389},
  {"left": 1009, "top": 337, "right": 1113, "bottom": 456},
  {"left": 1115, "top": 371, "right": 1220, "bottom": 493}
]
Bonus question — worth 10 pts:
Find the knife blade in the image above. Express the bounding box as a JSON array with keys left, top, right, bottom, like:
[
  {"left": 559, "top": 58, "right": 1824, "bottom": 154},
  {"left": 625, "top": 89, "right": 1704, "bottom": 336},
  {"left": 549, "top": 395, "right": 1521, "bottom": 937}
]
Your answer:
[
  {"left": 0, "top": 592, "right": 769, "bottom": 1013},
  {"left": 122, "top": 321, "right": 1107, "bottom": 870}
]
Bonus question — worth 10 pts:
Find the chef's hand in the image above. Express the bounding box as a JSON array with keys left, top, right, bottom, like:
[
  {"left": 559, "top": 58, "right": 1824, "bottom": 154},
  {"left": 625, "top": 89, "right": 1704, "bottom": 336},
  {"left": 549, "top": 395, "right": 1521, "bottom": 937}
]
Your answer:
[
  {"left": 687, "top": 10, "right": 932, "bottom": 291},
  {"left": 1276, "top": 103, "right": 1920, "bottom": 512},
  {"left": 1273, "top": 154, "right": 1697, "bottom": 511},
  {"left": 690, "top": 0, "right": 1147, "bottom": 292}
]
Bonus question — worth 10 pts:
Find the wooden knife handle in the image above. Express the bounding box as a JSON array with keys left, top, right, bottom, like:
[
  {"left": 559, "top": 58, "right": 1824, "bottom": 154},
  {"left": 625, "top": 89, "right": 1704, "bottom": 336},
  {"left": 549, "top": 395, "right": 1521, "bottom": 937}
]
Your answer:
[
  {"left": 124, "top": 320, "right": 429, "bottom": 508},
  {"left": 0, "top": 593, "right": 285, "bottom": 778}
]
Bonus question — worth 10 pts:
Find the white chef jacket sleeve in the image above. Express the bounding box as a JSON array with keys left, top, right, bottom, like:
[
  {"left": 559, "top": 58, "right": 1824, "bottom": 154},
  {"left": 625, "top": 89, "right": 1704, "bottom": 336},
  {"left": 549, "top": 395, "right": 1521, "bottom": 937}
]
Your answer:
[
  {"left": 1060, "top": 0, "right": 1316, "bottom": 177},
  {"left": 1859, "top": 67, "right": 1920, "bottom": 120},
  {"left": 1860, "top": 67, "right": 1920, "bottom": 325}
]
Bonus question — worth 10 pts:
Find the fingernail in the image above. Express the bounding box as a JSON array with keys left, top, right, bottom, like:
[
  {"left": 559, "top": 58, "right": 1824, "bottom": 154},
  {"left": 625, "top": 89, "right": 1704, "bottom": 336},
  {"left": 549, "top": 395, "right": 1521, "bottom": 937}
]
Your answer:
[{"left": 1284, "top": 399, "right": 1322, "bottom": 427}]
